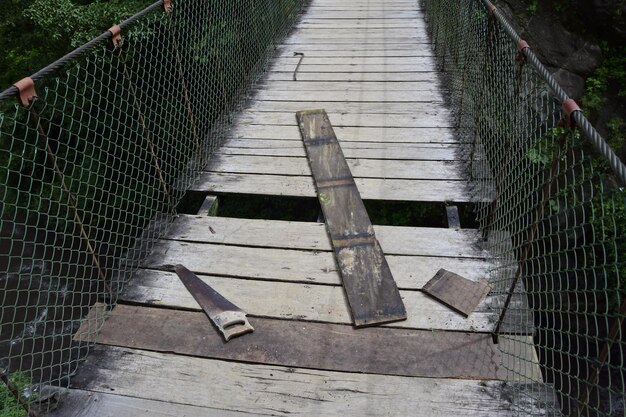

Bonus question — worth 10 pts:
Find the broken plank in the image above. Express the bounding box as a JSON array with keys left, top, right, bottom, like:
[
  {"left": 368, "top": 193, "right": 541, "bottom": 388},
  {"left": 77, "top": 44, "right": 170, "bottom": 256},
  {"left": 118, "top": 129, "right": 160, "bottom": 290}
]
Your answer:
[
  {"left": 71, "top": 345, "right": 539, "bottom": 417},
  {"left": 423, "top": 269, "right": 491, "bottom": 317},
  {"left": 297, "top": 109, "right": 406, "bottom": 326},
  {"left": 228, "top": 125, "right": 458, "bottom": 143},
  {"left": 124, "top": 270, "right": 494, "bottom": 332},
  {"left": 192, "top": 172, "right": 484, "bottom": 202},
  {"left": 205, "top": 154, "right": 465, "bottom": 180},
  {"left": 96, "top": 304, "right": 512, "bottom": 380}
]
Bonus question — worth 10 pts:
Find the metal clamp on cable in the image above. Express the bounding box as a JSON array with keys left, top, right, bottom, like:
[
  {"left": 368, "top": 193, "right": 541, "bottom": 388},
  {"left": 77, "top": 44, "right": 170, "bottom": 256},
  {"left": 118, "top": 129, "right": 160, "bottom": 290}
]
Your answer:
[{"left": 562, "top": 98, "right": 581, "bottom": 128}]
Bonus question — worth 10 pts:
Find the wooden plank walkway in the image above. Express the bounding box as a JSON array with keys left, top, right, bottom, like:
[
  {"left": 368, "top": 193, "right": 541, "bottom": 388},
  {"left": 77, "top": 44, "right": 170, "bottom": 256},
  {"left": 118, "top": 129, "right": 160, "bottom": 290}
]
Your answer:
[{"left": 53, "top": 0, "right": 550, "bottom": 415}]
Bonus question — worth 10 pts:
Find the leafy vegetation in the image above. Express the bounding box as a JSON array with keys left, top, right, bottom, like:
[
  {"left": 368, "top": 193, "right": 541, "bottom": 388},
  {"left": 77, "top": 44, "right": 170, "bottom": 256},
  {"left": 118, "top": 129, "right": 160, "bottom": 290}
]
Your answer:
[
  {"left": 1, "top": 372, "right": 36, "bottom": 417},
  {"left": 0, "top": 0, "right": 152, "bottom": 91}
]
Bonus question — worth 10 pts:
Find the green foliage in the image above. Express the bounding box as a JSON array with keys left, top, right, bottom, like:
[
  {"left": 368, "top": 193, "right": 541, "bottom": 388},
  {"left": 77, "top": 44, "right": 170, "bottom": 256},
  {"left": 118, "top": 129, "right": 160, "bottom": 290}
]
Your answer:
[
  {"left": 1, "top": 372, "right": 36, "bottom": 417},
  {"left": 527, "top": 0, "right": 538, "bottom": 15},
  {"left": 582, "top": 45, "right": 626, "bottom": 114},
  {"left": 0, "top": 0, "right": 151, "bottom": 91}
]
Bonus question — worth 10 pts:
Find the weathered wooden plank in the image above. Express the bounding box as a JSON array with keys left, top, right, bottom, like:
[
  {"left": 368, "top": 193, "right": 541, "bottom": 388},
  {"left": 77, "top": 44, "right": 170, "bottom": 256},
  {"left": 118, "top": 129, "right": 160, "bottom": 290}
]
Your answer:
[
  {"left": 48, "top": 390, "right": 251, "bottom": 417},
  {"left": 276, "top": 43, "right": 431, "bottom": 51},
  {"left": 228, "top": 125, "right": 457, "bottom": 143},
  {"left": 206, "top": 154, "right": 465, "bottom": 180},
  {"left": 123, "top": 270, "right": 494, "bottom": 332},
  {"left": 165, "top": 215, "right": 487, "bottom": 258},
  {"left": 277, "top": 48, "right": 433, "bottom": 57},
  {"left": 295, "top": 24, "right": 428, "bottom": 30},
  {"left": 192, "top": 172, "right": 482, "bottom": 202},
  {"left": 288, "top": 32, "right": 428, "bottom": 41},
  {"left": 96, "top": 304, "right": 509, "bottom": 380},
  {"left": 142, "top": 242, "right": 488, "bottom": 289},
  {"left": 423, "top": 269, "right": 491, "bottom": 317},
  {"left": 270, "top": 63, "right": 436, "bottom": 73},
  {"left": 219, "top": 139, "right": 465, "bottom": 160},
  {"left": 244, "top": 100, "right": 450, "bottom": 115},
  {"left": 298, "top": 108, "right": 400, "bottom": 326},
  {"left": 255, "top": 89, "right": 444, "bottom": 103},
  {"left": 235, "top": 112, "right": 451, "bottom": 127},
  {"left": 71, "top": 345, "right": 541, "bottom": 417},
  {"left": 258, "top": 80, "right": 441, "bottom": 91},
  {"left": 264, "top": 71, "right": 438, "bottom": 81}
]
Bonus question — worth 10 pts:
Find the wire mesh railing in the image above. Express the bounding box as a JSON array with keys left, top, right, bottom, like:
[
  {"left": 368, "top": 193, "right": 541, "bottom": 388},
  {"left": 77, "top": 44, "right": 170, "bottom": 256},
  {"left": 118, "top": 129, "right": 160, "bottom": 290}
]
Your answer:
[
  {"left": 0, "top": 0, "right": 306, "bottom": 414},
  {"left": 421, "top": 0, "right": 626, "bottom": 416}
]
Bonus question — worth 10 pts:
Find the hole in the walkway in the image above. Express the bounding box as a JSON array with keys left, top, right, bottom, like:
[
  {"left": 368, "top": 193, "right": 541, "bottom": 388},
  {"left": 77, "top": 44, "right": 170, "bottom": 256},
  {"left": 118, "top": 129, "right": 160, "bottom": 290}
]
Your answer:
[{"left": 179, "top": 192, "right": 480, "bottom": 228}]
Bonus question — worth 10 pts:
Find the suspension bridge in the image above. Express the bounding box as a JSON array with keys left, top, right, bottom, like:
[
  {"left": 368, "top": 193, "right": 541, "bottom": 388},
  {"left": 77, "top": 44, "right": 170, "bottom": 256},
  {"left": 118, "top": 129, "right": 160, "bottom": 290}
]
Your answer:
[{"left": 1, "top": 0, "right": 624, "bottom": 416}]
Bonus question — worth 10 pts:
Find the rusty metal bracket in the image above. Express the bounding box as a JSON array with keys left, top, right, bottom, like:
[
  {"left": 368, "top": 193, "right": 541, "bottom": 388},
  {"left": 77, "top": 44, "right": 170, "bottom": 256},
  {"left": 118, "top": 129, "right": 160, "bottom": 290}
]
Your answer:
[
  {"left": 487, "top": 3, "right": 497, "bottom": 13},
  {"left": 108, "top": 25, "right": 123, "bottom": 48},
  {"left": 293, "top": 52, "right": 304, "bottom": 81},
  {"left": 515, "top": 39, "right": 530, "bottom": 63},
  {"left": 13, "top": 77, "right": 37, "bottom": 107},
  {"left": 163, "top": 0, "right": 172, "bottom": 12},
  {"left": 562, "top": 98, "right": 581, "bottom": 127}
]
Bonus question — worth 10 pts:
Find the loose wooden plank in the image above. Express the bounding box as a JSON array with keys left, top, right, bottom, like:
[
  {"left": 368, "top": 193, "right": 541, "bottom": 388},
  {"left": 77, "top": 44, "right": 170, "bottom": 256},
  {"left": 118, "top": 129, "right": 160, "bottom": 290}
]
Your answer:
[
  {"left": 300, "top": 109, "right": 403, "bottom": 326},
  {"left": 206, "top": 154, "right": 465, "bottom": 180},
  {"left": 48, "top": 390, "right": 251, "bottom": 417},
  {"left": 219, "top": 139, "right": 465, "bottom": 160},
  {"left": 165, "top": 215, "right": 487, "bottom": 258},
  {"left": 96, "top": 304, "right": 510, "bottom": 380},
  {"left": 228, "top": 125, "right": 458, "bottom": 143},
  {"left": 72, "top": 345, "right": 544, "bottom": 417},
  {"left": 235, "top": 112, "right": 451, "bottom": 127},
  {"left": 423, "top": 269, "right": 491, "bottom": 317},
  {"left": 123, "top": 270, "right": 494, "bottom": 332},
  {"left": 192, "top": 172, "right": 484, "bottom": 202}
]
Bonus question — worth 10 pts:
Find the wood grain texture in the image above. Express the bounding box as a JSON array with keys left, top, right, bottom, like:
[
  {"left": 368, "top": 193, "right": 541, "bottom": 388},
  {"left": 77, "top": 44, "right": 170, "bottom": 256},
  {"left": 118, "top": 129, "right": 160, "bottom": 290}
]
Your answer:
[
  {"left": 219, "top": 138, "right": 465, "bottom": 160},
  {"left": 205, "top": 154, "right": 465, "bottom": 180},
  {"left": 95, "top": 304, "right": 512, "bottom": 380},
  {"left": 228, "top": 125, "right": 458, "bottom": 143},
  {"left": 123, "top": 269, "right": 495, "bottom": 332},
  {"left": 235, "top": 112, "right": 451, "bottom": 127},
  {"left": 70, "top": 345, "right": 554, "bottom": 417},
  {"left": 192, "top": 172, "right": 485, "bottom": 202},
  {"left": 244, "top": 101, "right": 451, "bottom": 115}
]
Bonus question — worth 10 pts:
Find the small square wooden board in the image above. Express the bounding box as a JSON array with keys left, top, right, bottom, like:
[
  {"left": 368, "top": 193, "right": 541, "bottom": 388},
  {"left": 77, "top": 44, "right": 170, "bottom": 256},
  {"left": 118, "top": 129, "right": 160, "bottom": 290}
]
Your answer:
[{"left": 423, "top": 269, "right": 490, "bottom": 317}]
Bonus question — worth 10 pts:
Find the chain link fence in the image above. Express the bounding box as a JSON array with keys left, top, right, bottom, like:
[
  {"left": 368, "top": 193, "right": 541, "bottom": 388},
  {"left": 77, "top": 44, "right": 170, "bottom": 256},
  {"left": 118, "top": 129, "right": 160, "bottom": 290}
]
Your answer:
[
  {"left": 0, "top": 0, "right": 306, "bottom": 414},
  {"left": 421, "top": 0, "right": 626, "bottom": 416}
]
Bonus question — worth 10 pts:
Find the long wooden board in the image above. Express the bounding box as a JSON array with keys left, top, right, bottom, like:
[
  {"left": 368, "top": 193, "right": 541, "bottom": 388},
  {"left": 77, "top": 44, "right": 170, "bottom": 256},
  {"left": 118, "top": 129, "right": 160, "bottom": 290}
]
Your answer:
[
  {"left": 245, "top": 101, "right": 451, "bottom": 115},
  {"left": 235, "top": 112, "right": 451, "bottom": 127},
  {"left": 206, "top": 154, "right": 465, "bottom": 180},
  {"left": 165, "top": 215, "right": 487, "bottom": 259},
  {"left": 71, "top": 345, "right": 549, "bottom": 417},
  {"left": 228, "top": 125, "right": 458, "bottom": 143},
  {"left": 297, "top": 109, "right": 405, "bottom": 326},
  {"left": 219, "top": 139, "right": 465, "bottom": 160},
  {"left": 254, "top": 90, "right": 444, "bottom": 103},
  {"left": 192, "top": 172, "right": 484, "bottom": 202},
  {"left": 94, "top": 304, "right": 518, "bottom": 380}
]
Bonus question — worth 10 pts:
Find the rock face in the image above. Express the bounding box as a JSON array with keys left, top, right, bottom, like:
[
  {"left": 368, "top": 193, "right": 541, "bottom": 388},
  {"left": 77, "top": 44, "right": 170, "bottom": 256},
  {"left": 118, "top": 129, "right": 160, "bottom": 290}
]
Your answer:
[
  {"left": 497, "top": 0, "right": 602, "bottom": 100},
  {"left": 573, "top": 0, "right": 626, "bottom": 43}
]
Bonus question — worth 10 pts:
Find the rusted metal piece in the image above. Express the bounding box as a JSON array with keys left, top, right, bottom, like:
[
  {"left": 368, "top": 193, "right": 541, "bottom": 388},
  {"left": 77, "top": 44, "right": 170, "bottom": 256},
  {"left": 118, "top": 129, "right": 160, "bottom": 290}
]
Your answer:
[
  {"left": 174, "top": 265, "right": 254, "bottom": 342},
  {"left": 1, "top": 370, "right": 39, "bottom": 417},
  {"left": 293, "top": 52, "right": 304, "bottom": 81},
  {"left": 517, "top": 39, "right": 529, "bottom": 52},
  {"left": 13, "top": 77, "right": 37, "bottom": 107},
  {"left": 108, "top": 25, "right": 123, "bottom": 47},
  {"left": 297, "top": 109, "right": 406, "bottom": 327},
  {"left": 562, "top": 98, "right": 581, "bottom": 127},
  {"left": 163, "top": 0, "right": 172, "bottom": 12},
  {"left": 423, "top": 269, "right": 490, "bottom": 317}
]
